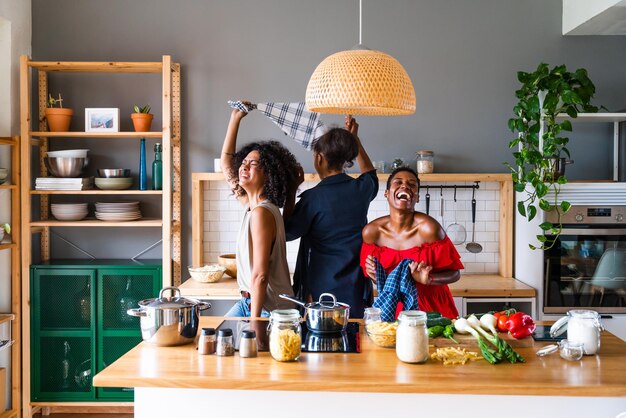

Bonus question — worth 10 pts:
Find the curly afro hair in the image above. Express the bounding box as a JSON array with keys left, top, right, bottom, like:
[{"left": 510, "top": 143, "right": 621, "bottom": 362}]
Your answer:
[{"left": 229, "top": 140, "right": 302, "bottom": 208}]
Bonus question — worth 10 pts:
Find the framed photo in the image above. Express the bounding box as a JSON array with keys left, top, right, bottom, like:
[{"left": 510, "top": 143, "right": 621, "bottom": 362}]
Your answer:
[{"left": 85, "top": 108, "right": 120, "bottom": 132}]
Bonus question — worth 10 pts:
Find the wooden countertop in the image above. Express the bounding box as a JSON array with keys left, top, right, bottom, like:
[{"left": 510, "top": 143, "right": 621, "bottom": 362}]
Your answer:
[
  {"left": 178, "top": 274, "right": 536, "bottom": 299},
  {"left": 93, "top": 318, "right": 625, "bottom": 397}
]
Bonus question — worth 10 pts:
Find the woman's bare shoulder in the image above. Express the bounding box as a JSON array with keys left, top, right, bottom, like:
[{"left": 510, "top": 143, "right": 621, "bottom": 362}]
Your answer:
[
  {"left": 362, "top": 216, "right": 388, "bottom": 244},
  {"left": 414, "top": 212, "right": 444, "bottom": 242}
]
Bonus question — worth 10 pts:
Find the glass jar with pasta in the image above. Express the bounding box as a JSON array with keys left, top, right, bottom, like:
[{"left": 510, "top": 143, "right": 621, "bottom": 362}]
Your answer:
[{"left": 268, "top": 309, "right": 302, "bottom": 362}]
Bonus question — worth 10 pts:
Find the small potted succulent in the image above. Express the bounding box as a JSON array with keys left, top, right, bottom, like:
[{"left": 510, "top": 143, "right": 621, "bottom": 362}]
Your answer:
[
  {"left": 0, "top": 223, "right": 10, "bottom": 243},
  {"left": 131, "top": 104, "right": 153, "bottom": 132},
  {"left": 45, "top": 94, "right": 73, "bottom": 132}
]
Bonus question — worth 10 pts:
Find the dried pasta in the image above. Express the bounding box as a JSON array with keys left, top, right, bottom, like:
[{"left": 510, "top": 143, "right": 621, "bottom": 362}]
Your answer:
[
  {"left": 269, "top": 328, "right": 301, "bottom": 361},
  {"left": 430, "top": 347, "right": 483, "bottom": 365},
  {"left": 366, "top": 320, "right": 398, "bottom": 348}
]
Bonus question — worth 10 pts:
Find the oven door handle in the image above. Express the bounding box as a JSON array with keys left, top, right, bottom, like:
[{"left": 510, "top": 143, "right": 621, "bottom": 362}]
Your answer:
[{"left": 551, "top": 228, "right": 626, "bottom": 236}]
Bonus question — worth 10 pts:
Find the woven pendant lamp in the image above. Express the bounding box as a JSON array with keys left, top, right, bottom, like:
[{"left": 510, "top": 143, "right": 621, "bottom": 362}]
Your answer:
[{"left": 305, "top": 1, "right": 415, "bottom": 116}]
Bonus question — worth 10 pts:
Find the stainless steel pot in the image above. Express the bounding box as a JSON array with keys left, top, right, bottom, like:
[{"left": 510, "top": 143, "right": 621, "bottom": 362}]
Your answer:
[
  {"left": 127, "top": 286, "right": 211, "bottom": 346},
  {"left": 279, "top": 293, "right": 350, "bottom": 333}
]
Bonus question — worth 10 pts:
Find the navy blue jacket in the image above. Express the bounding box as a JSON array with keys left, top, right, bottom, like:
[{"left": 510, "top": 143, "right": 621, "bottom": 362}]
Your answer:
[{"left": 285, "top": 170, "right": 378, "bottom": 318}]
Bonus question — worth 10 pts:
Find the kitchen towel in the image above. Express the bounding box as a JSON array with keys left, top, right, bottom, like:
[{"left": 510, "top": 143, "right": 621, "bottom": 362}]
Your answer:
[
  {"left": 373, "top": 258, "right": 418, "bottom": 322},
  {"left": 228, "top": 101, "right": 328, "bottom": 151}
]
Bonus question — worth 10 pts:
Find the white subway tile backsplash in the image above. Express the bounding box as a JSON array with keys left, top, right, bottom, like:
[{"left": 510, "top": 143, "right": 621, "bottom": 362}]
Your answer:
[{"left": 201, "top": 180, "right": 502, "bottom": 274}]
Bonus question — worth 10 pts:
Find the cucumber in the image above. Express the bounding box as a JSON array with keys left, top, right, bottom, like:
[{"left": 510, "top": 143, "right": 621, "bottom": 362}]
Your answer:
[{"left": 425, "top": 311, "right": 452, "bottom": 327}]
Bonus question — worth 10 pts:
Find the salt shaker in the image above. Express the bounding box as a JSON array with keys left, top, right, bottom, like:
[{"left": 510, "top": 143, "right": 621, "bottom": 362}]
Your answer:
[
  {"left": 216, "top": 328, "right": 234, "bottom": 356},
  {"left": 239, "top": 330, "right": 258, "bottom": 358},
  {"left": 198, "top": 327, "right": 216, "bottom": 355}
]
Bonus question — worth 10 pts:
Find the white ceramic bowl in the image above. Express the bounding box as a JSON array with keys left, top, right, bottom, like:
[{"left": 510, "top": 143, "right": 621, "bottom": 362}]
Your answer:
[
  {"left": 47, "top": 149, "right": 90, "bottom": 158},
  {"left": 95, "top": 177, "right": 133, "bottom": 190},
  {"left": 188, "top": 265, "right": 227, "bottom": 283}
]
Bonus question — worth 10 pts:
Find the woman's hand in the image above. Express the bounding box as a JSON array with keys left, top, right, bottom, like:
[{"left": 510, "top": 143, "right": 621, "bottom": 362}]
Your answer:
[
  {"left": 365, "top": 255, "right": 377, "bottom": 283},
  {"left": 409, "top": 261, "right": 433, "bottom": 285},
  {"left": 345, "top": 115, "right": 359, "bottom": 136},
  {"left": 231, "top": 100, "right": 251, "bottom": 121}
]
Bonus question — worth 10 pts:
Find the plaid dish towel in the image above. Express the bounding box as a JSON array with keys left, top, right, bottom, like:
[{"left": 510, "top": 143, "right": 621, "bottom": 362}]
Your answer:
[
  {"left": 228, "top": 101, "right": 328, "bottom": 151},
  {"left": 373, "top": 258, "right": 418, "bottom": 322}
]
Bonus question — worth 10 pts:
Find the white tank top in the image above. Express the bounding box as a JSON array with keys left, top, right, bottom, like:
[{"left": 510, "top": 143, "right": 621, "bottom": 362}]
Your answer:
[{"left": 236, "top": 200, "right": 294, "bottom": 312}]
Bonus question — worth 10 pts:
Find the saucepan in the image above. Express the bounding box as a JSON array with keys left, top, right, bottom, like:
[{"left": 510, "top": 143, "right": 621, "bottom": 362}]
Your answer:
[
  {"left": 127, "top": 286, "right": 211, "bottom": 346},
  {"left": 279, "top": 293, "right": 350, "bottom": 333}
]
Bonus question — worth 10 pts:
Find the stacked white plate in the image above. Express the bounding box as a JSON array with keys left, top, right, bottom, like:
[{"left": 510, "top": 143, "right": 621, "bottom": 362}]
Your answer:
[
  {"left": 95, "top": 201, "right": 141, "bottom": 222},
  {"left": 51, "top": 203, "right": 89, "bottom": 221}
]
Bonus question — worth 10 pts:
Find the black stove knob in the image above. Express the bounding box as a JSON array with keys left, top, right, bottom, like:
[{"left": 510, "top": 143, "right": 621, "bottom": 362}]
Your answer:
[{"left": 575, "top": 213, "right": 584, "bottom": 222}]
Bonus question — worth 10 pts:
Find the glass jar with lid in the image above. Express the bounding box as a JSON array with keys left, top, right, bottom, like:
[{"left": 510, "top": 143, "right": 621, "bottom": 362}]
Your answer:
[
  {"left": 551, "top": 309, "right": 603, "bottom": 355},
  {"left": 395, "top": 310, "right": 429, "bottom": 363},
  {"left": 268, "top": 309, "right": 302, "bottom": 362},
  {"left": 415, "top": 150, "right": 434, "bottom": 174}
]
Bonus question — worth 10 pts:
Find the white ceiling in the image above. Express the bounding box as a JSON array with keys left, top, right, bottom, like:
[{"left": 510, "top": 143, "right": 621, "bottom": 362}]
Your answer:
[{"left": 563, "top": 0, "right": 626, "bottom": 35}]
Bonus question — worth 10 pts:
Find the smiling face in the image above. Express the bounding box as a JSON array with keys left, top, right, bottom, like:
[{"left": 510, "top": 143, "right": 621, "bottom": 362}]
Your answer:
[
  {"left": 238, "top": 150, "right": 265, "bottom": 192},
  {"left": 384, "top": 170, "right": 419, "bottom": 211}
]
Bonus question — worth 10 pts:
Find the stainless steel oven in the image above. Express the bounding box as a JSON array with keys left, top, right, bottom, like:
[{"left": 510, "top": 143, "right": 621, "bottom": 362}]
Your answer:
[{"left": 544, "top": 205, "right": 626, "bottom": 314}]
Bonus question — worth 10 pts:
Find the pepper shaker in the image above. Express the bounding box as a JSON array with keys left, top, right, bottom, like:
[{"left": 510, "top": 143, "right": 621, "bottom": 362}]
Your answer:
[{"left": 216, "top": 328, "right": 234, "bottom": 356}]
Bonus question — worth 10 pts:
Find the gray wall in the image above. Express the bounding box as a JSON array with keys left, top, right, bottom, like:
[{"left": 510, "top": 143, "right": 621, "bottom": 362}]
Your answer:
[{"left": 31, "top": 0, "right": 626, "bottom": 266}]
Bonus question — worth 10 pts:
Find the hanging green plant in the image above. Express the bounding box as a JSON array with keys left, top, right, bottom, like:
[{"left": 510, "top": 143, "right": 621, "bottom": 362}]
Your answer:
[{"left": 505, "top": 63, "right": 601, "bottom": 250}]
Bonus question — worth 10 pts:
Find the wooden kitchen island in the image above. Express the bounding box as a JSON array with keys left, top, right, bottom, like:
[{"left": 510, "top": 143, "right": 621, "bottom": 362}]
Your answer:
[{"left": 93, "top": 317, "right": 626, "bottom": 418}]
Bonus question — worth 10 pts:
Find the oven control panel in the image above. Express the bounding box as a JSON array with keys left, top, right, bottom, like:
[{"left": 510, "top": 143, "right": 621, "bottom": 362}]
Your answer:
[{"left": 546, "top": 205, "right": 626, "bottom": 224}]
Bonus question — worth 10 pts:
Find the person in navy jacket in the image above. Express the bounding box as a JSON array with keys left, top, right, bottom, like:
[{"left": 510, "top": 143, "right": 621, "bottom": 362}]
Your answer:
[{"left": 283, "top": 116, "right": 378, "bottom": 318}]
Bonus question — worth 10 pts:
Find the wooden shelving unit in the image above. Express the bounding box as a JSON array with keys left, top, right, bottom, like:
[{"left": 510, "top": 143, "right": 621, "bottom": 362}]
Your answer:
[
  {"left": 0, "top": 135, "right": 21, "bottom": 418},
  {"left": 19, "top": 56, "right": 181, "bottom": 416}
]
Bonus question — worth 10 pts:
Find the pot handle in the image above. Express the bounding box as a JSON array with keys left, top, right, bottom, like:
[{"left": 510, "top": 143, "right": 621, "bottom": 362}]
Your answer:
[
  {"left": 319, "top": 292, "right": 337, "bottom": 307},
  {"left": 127, "top": 308, "right": 147, "bottom": 317},
  {"left": 159, "top": 286, "right": 181, "bottom": 300},
  {"left": 196, "top": 301, "right": 211, "bottom": 311},
  {"left": 279, "top": 293, "right": 307, "bottom": 307}
]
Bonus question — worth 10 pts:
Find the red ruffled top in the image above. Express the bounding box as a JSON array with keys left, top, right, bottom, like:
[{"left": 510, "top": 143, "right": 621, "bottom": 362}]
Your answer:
[{"left": 360, "top": 236, "right": 464, "bottom": 319}]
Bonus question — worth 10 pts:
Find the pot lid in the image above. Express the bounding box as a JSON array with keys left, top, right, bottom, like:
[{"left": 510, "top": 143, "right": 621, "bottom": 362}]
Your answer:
[
  {"left": 307, "top": 293, "right": 349, "bottom": 310},
  {"left": 138, "top": 286, "right": 202, "bottom": 309}
]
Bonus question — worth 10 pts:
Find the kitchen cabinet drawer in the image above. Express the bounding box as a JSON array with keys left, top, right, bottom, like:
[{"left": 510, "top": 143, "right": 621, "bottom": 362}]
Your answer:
[
  {"left": 31, "top": 262, "right": 161, "bottom": 402},
  {"left": 463, "top": 297, "right": 536, "bottom": 317}
]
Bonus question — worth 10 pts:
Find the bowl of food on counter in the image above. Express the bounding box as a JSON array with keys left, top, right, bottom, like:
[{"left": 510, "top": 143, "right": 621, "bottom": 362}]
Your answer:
[
  {"left": 218, "top": 254, "right": 237, "bottom": 278},
  {"left": 188, "top": 264, "right": 227, "bottom": 283},
  {"left": 365, "top": 320, "right": 398, "bottom": 348}
]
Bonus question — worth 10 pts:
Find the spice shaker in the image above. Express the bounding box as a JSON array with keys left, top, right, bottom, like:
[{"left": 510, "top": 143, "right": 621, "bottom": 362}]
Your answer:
[
  {"left": 198, "top": 327, "right": 216, "bottom": 355},
  {"left": 216, "top": 328, "right": 235, "bottom": 356},
  {"left": 239, "top": 329, "right": 258, "bottom": 358},
  {"left": 396, "top": 310, "right": 429, "bottom": 364},
  {"left": 416, "top": 150, "right": 434, "bottom": 174}
]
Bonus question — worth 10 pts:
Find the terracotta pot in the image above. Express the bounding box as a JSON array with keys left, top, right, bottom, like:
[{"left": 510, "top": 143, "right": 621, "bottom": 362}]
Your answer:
[
  {"left": 131, "top": 113, "right": 154, "bottom": 132},
  {"left": 45, "top": 108, "right": 73, "bottom": 132}
]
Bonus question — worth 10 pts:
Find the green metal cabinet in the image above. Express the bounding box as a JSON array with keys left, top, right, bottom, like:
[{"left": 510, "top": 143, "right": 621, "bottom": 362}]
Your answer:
[{"left": 31, "top": 260, "right": 161, "bottom": 402}]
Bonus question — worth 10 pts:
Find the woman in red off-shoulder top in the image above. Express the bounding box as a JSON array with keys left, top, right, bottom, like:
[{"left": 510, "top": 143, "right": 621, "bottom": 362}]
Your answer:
[{"left": 360, "top": 167, "right": 463, "bottom": 319}]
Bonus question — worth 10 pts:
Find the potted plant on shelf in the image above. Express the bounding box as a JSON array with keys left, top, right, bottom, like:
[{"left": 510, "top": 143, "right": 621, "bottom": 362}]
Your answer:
[
  {"left": 45, "top": 93, "right": 73, "bottom": 132},
  {"left": 505, "top": 63, "right": 601, "bottom": 250},
  {"left": 0, "top": 223, "right": 10, "bottom": 243},
  {"left": 131, "top": 104, "right": 153, "bottom": 132}
]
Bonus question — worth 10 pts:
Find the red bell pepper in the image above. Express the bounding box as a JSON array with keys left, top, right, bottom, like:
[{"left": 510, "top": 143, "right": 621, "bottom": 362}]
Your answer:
[{"left": 505, "top": 312, "right": 536, "bottom": 339}]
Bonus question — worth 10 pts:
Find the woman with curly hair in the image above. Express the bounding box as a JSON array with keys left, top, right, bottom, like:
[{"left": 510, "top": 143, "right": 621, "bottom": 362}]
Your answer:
[{"left": 221, "top": 104, "right": 301, "bottom": 317}]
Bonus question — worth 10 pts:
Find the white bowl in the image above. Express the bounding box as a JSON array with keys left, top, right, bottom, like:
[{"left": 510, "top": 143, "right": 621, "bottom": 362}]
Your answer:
[
  {"left": 47, "top": 149, "right": 90, "bottom": 158},
  {"left": 95, "top": 177, "right": 133, "bottom": 190}
]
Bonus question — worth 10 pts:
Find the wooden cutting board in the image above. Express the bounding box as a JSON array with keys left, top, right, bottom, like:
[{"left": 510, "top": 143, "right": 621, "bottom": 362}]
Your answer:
[{"left": 431, "top": 332, "right": 534, "bottom": 348}]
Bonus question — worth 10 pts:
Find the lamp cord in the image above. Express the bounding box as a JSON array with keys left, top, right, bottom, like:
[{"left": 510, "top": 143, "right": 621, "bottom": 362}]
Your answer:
[{"left": 359, "top": 0, "right": 362, "bottom": 45}]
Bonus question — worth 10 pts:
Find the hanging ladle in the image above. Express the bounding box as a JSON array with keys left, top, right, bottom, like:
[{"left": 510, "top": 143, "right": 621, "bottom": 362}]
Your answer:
[{"left": 466, "top": 186, "right": 483, "bottom": 253}]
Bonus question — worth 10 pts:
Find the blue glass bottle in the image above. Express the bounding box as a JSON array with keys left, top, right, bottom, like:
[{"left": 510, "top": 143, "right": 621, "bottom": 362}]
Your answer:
[{"left": 139, "top": 138, "right": 147, "bottom": 190}]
